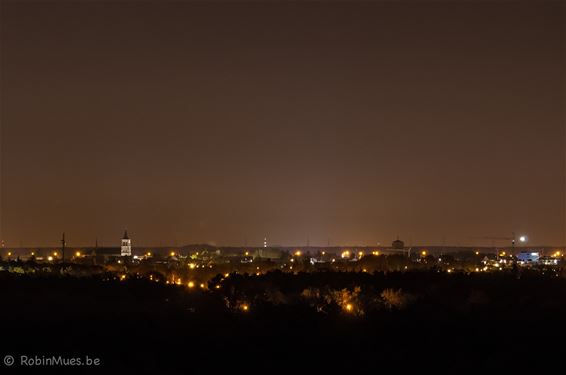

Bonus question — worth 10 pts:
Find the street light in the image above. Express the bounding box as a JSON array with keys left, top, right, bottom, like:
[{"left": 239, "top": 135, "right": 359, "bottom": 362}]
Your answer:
[
  {"left": 519, "top": 236, "right": 527, "bottom": 243},
  {"left": 511, "top": 232, "right": 527, "bottom": 246}
]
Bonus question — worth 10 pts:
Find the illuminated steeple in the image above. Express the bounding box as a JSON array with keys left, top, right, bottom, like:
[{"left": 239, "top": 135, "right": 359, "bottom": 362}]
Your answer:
[{"left": 121, "top": 230, "right": 132, "bottom": 256}]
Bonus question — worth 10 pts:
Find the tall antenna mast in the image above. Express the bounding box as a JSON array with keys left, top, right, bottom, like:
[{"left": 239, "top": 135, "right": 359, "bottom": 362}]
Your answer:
[{"left": 61, "top": 232, "right": 66, "bottom": 261}]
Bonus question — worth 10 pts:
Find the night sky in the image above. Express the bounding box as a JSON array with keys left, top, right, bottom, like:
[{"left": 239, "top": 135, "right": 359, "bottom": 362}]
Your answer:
[{"left": 1, "top": 1, "right": 564, "bottom": 248}]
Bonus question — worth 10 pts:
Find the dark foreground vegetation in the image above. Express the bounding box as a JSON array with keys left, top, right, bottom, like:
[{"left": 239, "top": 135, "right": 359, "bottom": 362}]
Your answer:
[{"left": 2, "top": 270, "right": 566, "bottom": 373}]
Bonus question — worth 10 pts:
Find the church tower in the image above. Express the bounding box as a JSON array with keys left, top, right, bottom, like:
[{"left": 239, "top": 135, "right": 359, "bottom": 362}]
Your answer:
[{"left": 121, "top": 230, "right": 132, "bottom": 256}]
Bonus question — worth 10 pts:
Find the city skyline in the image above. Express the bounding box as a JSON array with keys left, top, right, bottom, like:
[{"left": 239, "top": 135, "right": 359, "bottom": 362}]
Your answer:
[
  {"left": 1, "top": 1, "right": 564, "bottom": 247},
  {"left": 1, "top": 2, "right": 565, "bottom": 372},
  {"left": 0, "top": 230, "right": 547, "bottom": 249}
]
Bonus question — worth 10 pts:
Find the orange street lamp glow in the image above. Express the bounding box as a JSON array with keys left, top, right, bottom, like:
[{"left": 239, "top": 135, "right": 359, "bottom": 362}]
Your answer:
[
  {"left": 345, "top": 304, "right": 353, "bottom": 312},
  {"left": 188, "top": 281, "right": 195, "bottom": 288}
]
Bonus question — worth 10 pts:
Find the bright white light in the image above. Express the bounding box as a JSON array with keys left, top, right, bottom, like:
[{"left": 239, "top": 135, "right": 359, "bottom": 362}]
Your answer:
[{"left": 519, "top": 236, "right": 527, "bottom": 243}]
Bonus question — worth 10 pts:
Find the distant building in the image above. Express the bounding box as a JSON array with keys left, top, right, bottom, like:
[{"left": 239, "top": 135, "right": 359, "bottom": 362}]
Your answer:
[
  {"left": 121, "top": 230, "right": 132, "bottom": 257},
  {"left": 517, "top": 251, "right": 539, "bottom": 265},
  {"left": 539, "top": 256, "right": 559, "bottom": 266},
  {"left": 253, "top": 247, "right": 283, "bottom": 261},
  {"left": 392, "top": 237, "right": 404, "bottom": 250}
]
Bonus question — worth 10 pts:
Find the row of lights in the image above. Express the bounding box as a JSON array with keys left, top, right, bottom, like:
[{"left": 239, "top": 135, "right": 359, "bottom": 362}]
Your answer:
[{"left": 3, "top": 250, "right": 85, "bottom": 258}]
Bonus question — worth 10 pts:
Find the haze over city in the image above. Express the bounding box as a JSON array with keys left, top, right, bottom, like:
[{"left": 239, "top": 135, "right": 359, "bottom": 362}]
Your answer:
[{"left": 1, "top": 1, "right": 564, "bottom": 248}]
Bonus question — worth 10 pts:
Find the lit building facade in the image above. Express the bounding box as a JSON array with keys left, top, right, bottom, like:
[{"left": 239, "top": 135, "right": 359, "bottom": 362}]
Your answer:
[{"left": 121, "top": 230, "right": 132, "bottom": 256}]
